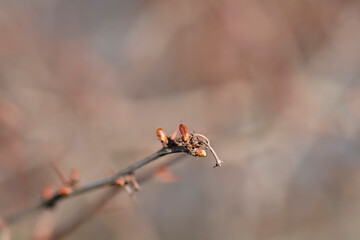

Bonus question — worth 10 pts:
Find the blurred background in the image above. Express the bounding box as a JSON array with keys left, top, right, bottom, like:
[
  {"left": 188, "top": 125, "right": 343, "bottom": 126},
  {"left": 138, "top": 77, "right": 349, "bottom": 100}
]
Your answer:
[{"left": 1, "top": 0, "right": 360, "bottom": 239}]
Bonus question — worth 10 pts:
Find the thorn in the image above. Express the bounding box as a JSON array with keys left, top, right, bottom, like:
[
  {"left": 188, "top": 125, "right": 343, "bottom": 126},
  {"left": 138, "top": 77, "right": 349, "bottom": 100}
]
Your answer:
[
  {"left": 124, "top": 173, "right": 141, "bottom": 191},
  {"left": 124, "top": 184, "right": 133, "bottom": 195},
  {"left": 130, "top": 175, "right": 141, "bottom": 191},
  {"left": 124, "top": 184, "right": 137, "bottom": 202}
]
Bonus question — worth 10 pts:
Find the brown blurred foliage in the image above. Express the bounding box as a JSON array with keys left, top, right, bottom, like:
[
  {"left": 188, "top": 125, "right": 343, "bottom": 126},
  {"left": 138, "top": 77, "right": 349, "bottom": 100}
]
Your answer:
[{"left": 1, "top": 0, "right": 360, "bottom": 239}]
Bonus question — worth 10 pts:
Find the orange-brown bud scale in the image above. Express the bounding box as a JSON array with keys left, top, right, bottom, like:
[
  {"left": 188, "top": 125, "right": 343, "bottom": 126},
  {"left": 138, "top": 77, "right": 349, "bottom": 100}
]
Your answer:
[
  {"left": 195, "top": 149, "right": 207, "bottom": 157},
  {"left": 58, "top": 185, "right": 72, "bottom": 196},
  {"left": 115, "top": 177, "right": 125, "bottom": 186},
  {"left": 179, "top": 124, "right": 190, "bottom": 142},
  {"left": 156, "top": 128, "right": 168, "bottom": 144}
]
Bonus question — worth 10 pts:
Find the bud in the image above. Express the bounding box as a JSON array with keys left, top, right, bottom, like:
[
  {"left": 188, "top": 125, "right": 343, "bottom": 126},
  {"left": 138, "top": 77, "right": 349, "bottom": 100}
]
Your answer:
[
  {"left": 58, "top": 185, "right": 72, "bottom": 196},
  {"left": 156, "top": 128, "right": 168, "bottom": 145},
  {"left": 115, "top": 177, "right": 125, "bottom": 186},
  {"left": 195, "top": 149, "right": 207, "bottom": 157},
  {"left": 179, "top": 124, "right": 190, "bottom": 142}
]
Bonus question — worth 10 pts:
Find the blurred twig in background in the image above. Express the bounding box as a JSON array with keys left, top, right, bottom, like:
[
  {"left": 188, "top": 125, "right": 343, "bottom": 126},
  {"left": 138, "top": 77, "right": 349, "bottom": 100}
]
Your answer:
[{"left": 1, "top": 1, "right": 360, "bottom": 239}]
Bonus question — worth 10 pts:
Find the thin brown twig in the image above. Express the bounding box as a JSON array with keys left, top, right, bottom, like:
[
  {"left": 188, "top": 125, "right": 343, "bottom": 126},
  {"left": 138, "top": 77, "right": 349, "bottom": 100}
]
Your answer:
[
  {"left": 1, "top": 123, "right": 222, "bottom": 237},
  {"left": 50, "top": 161, "right": 68, "bottom": 185},
  {"left": 3, "top": 145, "right": 186, "bottom": 225},
  {"left": 51, "top": 154, "right": 186, "bottom": 239}
]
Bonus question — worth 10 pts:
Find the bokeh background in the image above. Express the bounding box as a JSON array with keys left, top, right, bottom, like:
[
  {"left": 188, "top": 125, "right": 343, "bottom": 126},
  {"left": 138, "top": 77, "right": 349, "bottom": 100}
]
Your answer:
[{"left": 1, "top": 0, "right": 360, "bottom": 239}]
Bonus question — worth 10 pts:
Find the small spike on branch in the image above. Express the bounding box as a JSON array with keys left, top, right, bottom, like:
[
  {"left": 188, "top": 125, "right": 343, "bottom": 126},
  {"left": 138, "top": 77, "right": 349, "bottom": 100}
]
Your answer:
[{"left": 2, "top": 123, "right": 222, "bottom": 234}]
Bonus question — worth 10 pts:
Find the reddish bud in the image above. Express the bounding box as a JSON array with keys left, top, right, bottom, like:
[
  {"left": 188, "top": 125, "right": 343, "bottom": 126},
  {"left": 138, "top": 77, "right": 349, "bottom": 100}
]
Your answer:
[
  {"left": 115, "top": 177, "right": 125, "bottom": 186},
  {"left": 156, "top": 128, "right": 168, "bottom": 145},
  {"left": 58, "top": 185, "right": 72, "bottom": 196},
  {"left": 195, "top": 149, "right": 207, "bottom": 157},
  {"left": 42, "top": 186, "right": 55, "bottom": 200},
  {"left": 179, "top": 124, "right": 190, "bottom": 142}
]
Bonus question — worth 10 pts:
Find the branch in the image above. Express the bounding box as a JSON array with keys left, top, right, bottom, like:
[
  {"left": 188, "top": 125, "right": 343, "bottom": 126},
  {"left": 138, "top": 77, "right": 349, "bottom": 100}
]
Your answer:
[
  {"left": 1, "top": 123, "right": 222, "bottom": 236},
  {"left": 50, "top": 155, "right": 186, "bottom": 239},
  {"left": 3, "top": 146, "right": 186, "bottom": 225}
]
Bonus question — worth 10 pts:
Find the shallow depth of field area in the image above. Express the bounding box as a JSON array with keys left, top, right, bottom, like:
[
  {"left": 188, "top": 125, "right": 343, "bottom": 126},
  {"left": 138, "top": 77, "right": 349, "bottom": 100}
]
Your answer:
[{"left": 1, "top": 1, "right": 360, "bottom": 239}]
